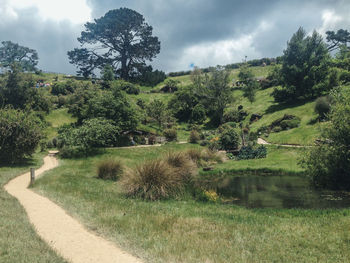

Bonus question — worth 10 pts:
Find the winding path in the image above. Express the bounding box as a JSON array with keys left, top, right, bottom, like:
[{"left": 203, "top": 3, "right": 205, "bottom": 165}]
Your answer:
[
  {"left": 4, "top": 153, "right": 142, "bottom": 263},
  {"left": 257, "top": 138, "right": 310, "bottom": 148}
]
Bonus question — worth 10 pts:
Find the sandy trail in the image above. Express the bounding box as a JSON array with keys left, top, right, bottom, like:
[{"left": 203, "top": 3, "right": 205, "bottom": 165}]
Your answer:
[
  {"left": 257, "top": 138, "right": 310, "bottom": 148},
  {"left": 4, "top": 153, "right": 142, "bottom": 263}
]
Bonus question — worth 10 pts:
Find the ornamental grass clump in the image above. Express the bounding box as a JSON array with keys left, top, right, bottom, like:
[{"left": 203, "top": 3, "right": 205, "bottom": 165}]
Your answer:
[
  {"left": 121, "top": 159, "right": 183, "bottom": 201},
  {"left": 185, "top": 148, "right": 202, "bottom": 164},
  {"left": 164, "top": 151, "right": 198, "bottom": 183},
  {"left": 97, "top": 159, "right": 123, "bottom": 181}
]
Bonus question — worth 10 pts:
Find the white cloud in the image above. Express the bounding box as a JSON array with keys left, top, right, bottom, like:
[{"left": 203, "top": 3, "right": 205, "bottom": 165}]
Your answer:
[
  {"left": 174, "top": 20, "right": 273, "bottom": 71},
  {"left": 317, "top": 10, "right": 343, "bottom": 35},
  {"left": 3, "top": 0, "right": 91, "bottom": 24}
]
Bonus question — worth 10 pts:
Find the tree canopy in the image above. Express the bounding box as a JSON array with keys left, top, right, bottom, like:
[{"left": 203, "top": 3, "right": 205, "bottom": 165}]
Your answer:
[
  {"left": 273, "top": 27, "right": 331, "bottom": 102},
  {"left": 326, "top": 29, "right": 350, "bottom": 52},
  {"left": 0, "top": 41, "right": 38, "bottom": 71},
  {"left": 68, "top": 8, "right": 160, "bottom": 79}
]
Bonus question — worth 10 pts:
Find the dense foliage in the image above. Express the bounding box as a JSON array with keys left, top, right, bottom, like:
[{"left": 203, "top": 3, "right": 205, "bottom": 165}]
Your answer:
[
  {"left": 273, "top": 27, "right": 332, "bottom": 102},
  {"left": 0, "top": 41, "right": 38, "bottom": 71},
  {"left": 0, "top": 108, "right": 44, "bottom": 163},
  {"left": 303, "top": 87, "right": 350, "bottom": 189}
]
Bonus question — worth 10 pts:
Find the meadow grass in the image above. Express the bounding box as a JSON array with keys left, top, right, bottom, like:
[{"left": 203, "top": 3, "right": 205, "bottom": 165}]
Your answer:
[
  {"left": 33, "top": 144, "right": 350, "bottom": 262},
  {"left": 0, "top": 153, "right": 66, "bottom": 263},
  {"left": 208, "top": 145, "right": 305, "bottom": 175},
  {"left": 45, "top": 108, "right": 77, "bottom": 139}
]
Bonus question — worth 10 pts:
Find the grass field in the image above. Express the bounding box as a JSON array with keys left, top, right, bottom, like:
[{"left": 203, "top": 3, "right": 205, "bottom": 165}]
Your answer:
[
  {"left": 45, "top": 108, "right": 77, "bottom": 139},
  {"left": 33, "top": 143, "right": 350, "bottom": 263},
  {"left": 0, "top": 153, "right": 66, "bottom": 263}
]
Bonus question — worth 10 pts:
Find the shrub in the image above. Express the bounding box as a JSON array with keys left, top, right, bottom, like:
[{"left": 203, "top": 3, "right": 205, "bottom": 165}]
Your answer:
[
  {"left": 121, "top": 159, "right": 183, "bottom": 200},
  {"left": 163, "top": 128, "right": 177, "bottom": 142},
  {"left": 0, "top": 108, "right": 44, "bottom": 163},
  {"left": 302, "top": 87, "right": 350, "bottom": 190},
  {"left": 237, "top": 145, "right": 267, "bottom": 160},
  {"left": 280, "top": 119, "right": 300, "bottom": 130},
  {"left": 219, "top": 128, "right": 239, "bottom": 151},
  {"left": 315, "top": 96, "right": 332, "bottom": 120},
  {"left": 191, "top": 104, "right": 206, "bottom": 124},
  {"left": 97, "top": 159, "right": 123, "bottom": 181},
  {"left": 189, "top": 130, "right": 200, "bottom": 143},
  {"left": 223, "top": 108, "right": 240, "bottom": 123}
]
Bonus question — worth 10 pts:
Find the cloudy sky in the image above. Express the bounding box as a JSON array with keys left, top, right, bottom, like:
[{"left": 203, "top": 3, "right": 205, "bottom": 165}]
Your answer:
[{"left": 0, "top": 0, "right": 349, "bottom": 74}]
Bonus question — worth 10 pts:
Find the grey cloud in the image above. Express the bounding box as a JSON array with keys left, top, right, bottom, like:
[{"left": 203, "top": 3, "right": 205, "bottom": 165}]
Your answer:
[{"left": 1, "top": 0, "right": 349, "bottom": 74}]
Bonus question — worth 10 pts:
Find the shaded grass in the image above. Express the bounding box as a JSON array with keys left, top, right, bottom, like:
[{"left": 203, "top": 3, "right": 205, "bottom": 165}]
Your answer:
[
  {"left": 0, "top": 153, "right": 67, "bottom": 263},
  {"left": 33, "top": 144, "right": 350, "bottom": 262},
  {"left": 45, "top": 108, "right": 77, "bottom": 140}
]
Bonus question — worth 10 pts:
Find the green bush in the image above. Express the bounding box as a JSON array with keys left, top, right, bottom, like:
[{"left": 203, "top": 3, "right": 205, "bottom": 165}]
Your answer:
[
  {"left": 189, "top": 130, "right": 200, "bottom": 143},
  {"left": 237, "top": 145, "right": 267, "bottom": 160},
  {"left": 302, "top": 87, "right": 350, "bottom": 190},
  {"left": 58, "top": 118, "right": 120, "bottom": 158},
  {"left": 121, "top": 159, "right": 183, "bottom": 200},
  {"left": 315, "top": 96, "right": 331, "bottom": 120},
  {"left": 219, "top": 128, "right": 239, "bottom": 151},
  {"left": 280, "top": 119, "right": 300, "bottom": 130},
  {"left": 0, "top": 108, "right": 44, "bottom": 163},
  {"left": 163, "top": 128, "right": 177, "bottom": 142},
  {"left": 191, "top": 104, "right": 206, "bottom": 124},
  {"left": 97, "top": 159, "right": 123, "bottom": 181}
]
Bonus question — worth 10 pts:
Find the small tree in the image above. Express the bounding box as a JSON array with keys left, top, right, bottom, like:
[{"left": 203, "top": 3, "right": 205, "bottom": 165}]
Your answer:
[
  {"left": 0, "top": 108, "right": 44, "bottom": 163},
  {"left": 147, "top": 99, "right": 168, "bottom": 130},
  {"left": 195, "top": 67, "right": 233, "bottom": 125}
]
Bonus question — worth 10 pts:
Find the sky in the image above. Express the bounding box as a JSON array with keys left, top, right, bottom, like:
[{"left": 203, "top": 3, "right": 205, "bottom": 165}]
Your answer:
[{"left": 0, "top": 0, "right": 349, "bottom": 75}]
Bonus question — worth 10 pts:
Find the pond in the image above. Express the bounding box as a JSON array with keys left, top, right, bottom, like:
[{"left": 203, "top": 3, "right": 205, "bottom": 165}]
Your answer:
[{"left": 207, "top": 175, "right": 350, "bottom": 209}]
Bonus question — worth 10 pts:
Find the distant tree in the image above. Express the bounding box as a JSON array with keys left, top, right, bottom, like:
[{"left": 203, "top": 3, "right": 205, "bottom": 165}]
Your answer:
[
  {"left": 195, "top": 67, "right": 233, "bottom": 125},
  {"left": 0, "top": 63, "right": 51, "bottom": 112},
  {"left": 0, "top": 41, "right": 38, "bottom": 71},
  {"left": 238, "top": 64, "right": 254, "bottom": 84},
  {"left": 326, "top": 29, "right": 350, "bottom": 52},
  {"left": 147, "top": 99, "right": 167, "bottom": 130},
  {"left": 168, "top": 85, "right": 200, "bottom": 122},
  {"left": 273, "top": 27, "right": 331, "bottom": 102},
  {"left": 238, "top": 64, "right": 258, "bottom": 103},
  {"left": 101, "top": 64, "right": 115, "bottom": 82},
  {"left": 68, "top": 8, "right": 160, "bottom": 79}
]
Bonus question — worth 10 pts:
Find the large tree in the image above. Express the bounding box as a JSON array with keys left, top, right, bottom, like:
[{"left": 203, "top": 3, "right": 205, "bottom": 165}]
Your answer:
[
  {"left": 68, "top": 8, "right": 160, "bottom": 79},
  {"left": 326, "top": 29, "right": 350, "bottom": 52},
  {"left": 273, "top": 27, "right": 331, "bottom": 102},
  {"left": 0, "top": 41, "right": 38, "bottom": 71}
]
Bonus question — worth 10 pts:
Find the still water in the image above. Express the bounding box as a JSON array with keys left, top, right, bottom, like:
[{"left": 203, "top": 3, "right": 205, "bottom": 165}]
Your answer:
[{"left": 209, "top": 175, "right": 350, "bottom": 209}]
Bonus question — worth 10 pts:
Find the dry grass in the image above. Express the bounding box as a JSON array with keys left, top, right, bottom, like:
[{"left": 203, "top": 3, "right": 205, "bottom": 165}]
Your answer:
[
  {"left": 97, "top": 158, "right": 123, "bottom": 181},
  {"left": 185, "top": 148, "right": 202, "bottom": 164},
  {"left": 200, "top": 149, "right": 225, "bottom": 164},
  {"left": 164, "top": 151, "right": 198, "bottom": 183},
  {"left": 121, "top": 159, "right": 184, "bottom": 201}
]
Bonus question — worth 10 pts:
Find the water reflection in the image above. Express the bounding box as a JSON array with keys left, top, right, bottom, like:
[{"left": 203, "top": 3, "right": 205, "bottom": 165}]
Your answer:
[{"left": 208, "top": 175, "right": 350, "bottom": 209}]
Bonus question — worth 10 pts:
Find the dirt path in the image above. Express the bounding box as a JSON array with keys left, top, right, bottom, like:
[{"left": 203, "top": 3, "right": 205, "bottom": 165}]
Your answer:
[
  {"left": 257, "top": 138, "right": 310, "bottom": 148},
  {"left": 4, "top": 153, "right": 142, "bottom": 263}
]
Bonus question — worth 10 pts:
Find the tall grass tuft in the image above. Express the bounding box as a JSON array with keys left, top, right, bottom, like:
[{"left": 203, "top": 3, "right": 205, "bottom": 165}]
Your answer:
[
  {"left": 121, "top": 159, "right": 183, "bottom": 201},
  {"left": 185, "top": 149, "right": 202, "bottom": 165},
  {"left": 164, "top": 151, "right": 198, "bottom": 183},
  {"left": 97, "top": 159, "right": 123, "bottom": 181}
]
